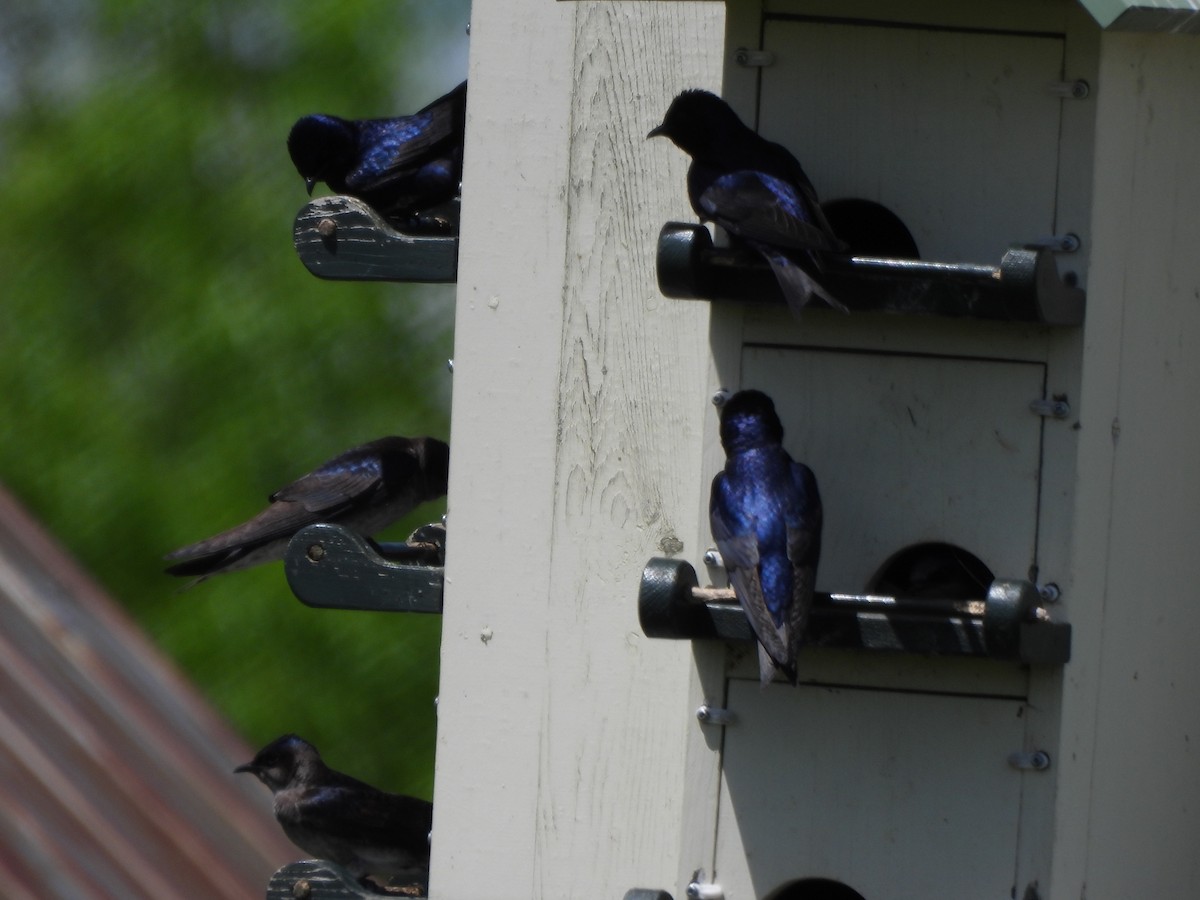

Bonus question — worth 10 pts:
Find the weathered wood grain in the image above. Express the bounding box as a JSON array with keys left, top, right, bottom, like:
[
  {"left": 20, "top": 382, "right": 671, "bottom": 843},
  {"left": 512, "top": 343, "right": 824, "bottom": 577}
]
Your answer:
[{"left": 433, "top": 3, "right": 723, "bottom": 899}]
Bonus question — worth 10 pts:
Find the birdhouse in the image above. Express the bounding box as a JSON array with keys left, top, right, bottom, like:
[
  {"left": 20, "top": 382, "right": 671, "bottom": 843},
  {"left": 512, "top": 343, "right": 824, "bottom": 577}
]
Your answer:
[{"left": 274, "top": 1, "right": 1200, "bottom": 899}]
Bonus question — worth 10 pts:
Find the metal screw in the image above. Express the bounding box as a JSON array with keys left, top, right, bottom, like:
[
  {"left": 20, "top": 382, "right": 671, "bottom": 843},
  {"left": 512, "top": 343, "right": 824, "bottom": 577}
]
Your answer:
[
  {"left": 446, "top": 358, "right": 454, "bottom": 373},
  {"left": 306, "top": 544, "right": 326, "bottom": 563},
  {"left": 316, "top": 218, "right": 336, "bottom": 238},
  {"left": 292, "top": 879, "right": 311, "bottom": 900},
  {"left": 711, "top": 389, "right": 730, "bottom": 407},
  {"left": 703, "top": 549, "right": 723, "bottom": 568},
  {"left": 1037, "top": 582, "right": 1061, "bottom": 603}
]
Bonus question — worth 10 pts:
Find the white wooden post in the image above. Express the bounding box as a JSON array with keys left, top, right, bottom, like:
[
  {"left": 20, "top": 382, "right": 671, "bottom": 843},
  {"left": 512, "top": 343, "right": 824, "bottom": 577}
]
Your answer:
[
  {"left": 1052, "top": 30, "right": 1200, "bottom": 898},
  {"left": 433, "top": 4, "right": 725, "bottom": 899}
]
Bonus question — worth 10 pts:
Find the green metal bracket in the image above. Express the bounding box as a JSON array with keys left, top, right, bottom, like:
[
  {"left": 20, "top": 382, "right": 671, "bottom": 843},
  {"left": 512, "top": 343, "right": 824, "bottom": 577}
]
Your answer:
[
  {"left": 294, "top": 195, "right": 458, "bottom": 283},
  {"left": 639, "top": 557, "right": 1071, "bottom": 664},
  {"left": 283, "top": 523, "right": 444, "bottom": 613},
  {"left": 266, "top": 859, "right": 423, "bottom": 899},
  {"left": 656, "top": 222, "right": 1085, "bottom": 326}
]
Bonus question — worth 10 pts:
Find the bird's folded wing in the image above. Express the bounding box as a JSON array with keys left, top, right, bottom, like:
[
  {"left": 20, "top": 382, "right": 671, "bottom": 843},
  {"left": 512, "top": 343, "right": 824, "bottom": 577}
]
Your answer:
[
  {"left": 270, "top": 454, "right": 387, "bottom": 513},
  {"left": 698, "top": 170, "right": 842, "bottom": 253},
  {"left": 295, "top": 786, "right": 432, "bottom": 849},
  {"left": 347, "top": 83, "right": 466, "bottom": 191},
  {"left": 712, "top": 504, "right": 792, "bottom": 667}
]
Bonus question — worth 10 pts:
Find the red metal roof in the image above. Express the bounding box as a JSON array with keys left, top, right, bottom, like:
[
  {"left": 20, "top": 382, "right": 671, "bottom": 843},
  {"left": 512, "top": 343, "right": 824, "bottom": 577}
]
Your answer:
[{"left": 0, "top": 484, "right": 296, "bottom": 899}]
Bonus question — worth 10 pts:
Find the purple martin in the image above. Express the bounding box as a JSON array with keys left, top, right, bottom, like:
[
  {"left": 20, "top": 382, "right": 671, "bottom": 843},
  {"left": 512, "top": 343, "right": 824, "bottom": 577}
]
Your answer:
[
  {"left": 648, "top": 89, "right": 847, "bottom": 315},
  {"left": 165, "top": 436, "right": 449, "bottom": 581},
  {"left": 288, "top": 80, "right": 467, "bottom": 230},
  {"left": 235, "top": 734, "right": 432, "bottom": 888},
  {"left": 710, "top": 390, "right": 822, "bottom": 685}
]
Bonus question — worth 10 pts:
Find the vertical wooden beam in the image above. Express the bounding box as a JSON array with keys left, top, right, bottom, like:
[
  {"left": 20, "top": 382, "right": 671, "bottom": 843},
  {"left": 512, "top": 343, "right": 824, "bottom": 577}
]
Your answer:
[
  {"left": 434, "top": 3, "right": 724, "bottom": 898},
  {"left": 1055, "top": 30, "right": 1200, "bottom": 899}
]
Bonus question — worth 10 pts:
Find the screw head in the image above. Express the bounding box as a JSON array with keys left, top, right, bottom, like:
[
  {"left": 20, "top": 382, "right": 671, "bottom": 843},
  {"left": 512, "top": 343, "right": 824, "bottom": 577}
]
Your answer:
[
  {"left": 292, "top": 879, "right": 311, "bottom": 899},
  {"left": 306, "top": 544, "right": 326, "bottom": 563},
  {"left": 316, "top": 218, "right": 336, "bottom": 238}
]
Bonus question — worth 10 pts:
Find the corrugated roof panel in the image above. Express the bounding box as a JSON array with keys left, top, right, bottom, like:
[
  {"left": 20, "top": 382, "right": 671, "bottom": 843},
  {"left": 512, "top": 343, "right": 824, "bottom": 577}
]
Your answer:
[{"left": 0, "top": 485, "right": 298, "bottom": 899}]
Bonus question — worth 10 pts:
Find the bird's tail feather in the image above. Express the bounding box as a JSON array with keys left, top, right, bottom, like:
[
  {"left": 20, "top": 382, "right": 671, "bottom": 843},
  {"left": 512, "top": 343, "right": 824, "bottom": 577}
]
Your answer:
[
  {"left": 762, "top": 250, "right": 849, "bottom": 316},
  {"left": 757, "top": 642, "right": 798, "bottom": 687}
]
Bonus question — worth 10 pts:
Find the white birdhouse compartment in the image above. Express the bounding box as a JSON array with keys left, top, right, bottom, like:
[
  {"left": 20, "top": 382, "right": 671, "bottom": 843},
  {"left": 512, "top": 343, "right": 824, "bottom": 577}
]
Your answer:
[
  {"left": 655, "top": 0, "right": 1099, "bottom": 324},
  {"left": 744, "top": 344, "right": 1043, "bottom": 593}
]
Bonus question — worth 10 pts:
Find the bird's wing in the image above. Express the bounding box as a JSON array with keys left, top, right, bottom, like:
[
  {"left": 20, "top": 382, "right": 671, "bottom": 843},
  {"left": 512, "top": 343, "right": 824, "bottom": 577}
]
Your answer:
[
  {"left": 270, "top": 444, "right": 391, "bottom": 513},
  {"left": 165, "top": 441, "right": 402, "bottom": 569},
  {"left": 293, "top": 784, "right": 433, "bottom": 851},
  {"left": 346, "top": 83, "right": 466, "bottom": 191},
  {"left": 711, "top": 474, "right": 791, "bottom": 681},
  {"left": 698, "top": 170, "right": 843, "bottom": 254},
  {"left": 785, "top": 461, "right": 823, "bottom": 569},
  {"left": 758, "top": 247, "right": 848, "bottom": 314},
  {"left": 783, "top": 461, "right": 823, "bottom": 663},
  {"left": 163, "top": 499, "right": 331, "bottom": 565}
]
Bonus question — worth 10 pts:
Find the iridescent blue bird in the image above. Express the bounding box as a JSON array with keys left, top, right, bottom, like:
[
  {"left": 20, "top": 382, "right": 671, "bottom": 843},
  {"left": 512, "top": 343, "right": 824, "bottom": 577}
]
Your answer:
[
  {"left": 164, "top": 436, "right": 449, "bottom": 581},
  {"left": 288, "top": 81, "right": 467, "bottom": 230},
  {"left": 648, "top": 89, "right": 847, "bottom": 315},
  {"left": 710, "top": 390, "right": 822, "bottom": 685},
  {"left": 236, "top": 734, "right": 432, "bottom": 888}
]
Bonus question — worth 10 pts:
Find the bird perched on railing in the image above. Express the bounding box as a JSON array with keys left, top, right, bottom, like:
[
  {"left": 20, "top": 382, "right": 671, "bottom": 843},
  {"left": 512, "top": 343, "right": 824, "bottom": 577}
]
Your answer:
[
  {"left": 164, "top": 436, "right": 449, "bottom": 581},
  {"left": 709, "top": 390, "right": 823, "bottom": 684},
  {"left": 236, "top": 734, "right": 432, "bottom": 889},
  {"left": 288, "top": 80, "right": 467, "bottom": 231},
  {"left": 649, "top": 89, "right": 847, "bottom": 315}
]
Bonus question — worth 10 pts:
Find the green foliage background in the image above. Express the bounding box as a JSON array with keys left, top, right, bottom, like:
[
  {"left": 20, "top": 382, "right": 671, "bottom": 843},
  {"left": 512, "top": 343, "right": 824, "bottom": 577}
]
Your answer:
[{"left": 0, "top": 2, "right": 468, "bottom": 797}]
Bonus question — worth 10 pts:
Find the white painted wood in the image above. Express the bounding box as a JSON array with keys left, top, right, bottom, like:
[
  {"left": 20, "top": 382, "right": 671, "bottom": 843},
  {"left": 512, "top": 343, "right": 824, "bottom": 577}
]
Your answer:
[
  {"left": 436, "top": 4, "right": 1200, "bottom": 900},
  {"left": 1051, "top": 30, "right": 1200, "bottom": 900},
  {"left": 760, "top": 18, "right": 1066, "bottom": 265},
  {"left": 434, "top": 3, "right": 725, "bottom": 899},
  {"left": 432, "top": 3, "right": 575, "bottom": 894},
  {"left": 713, "top": 681, "right": 1028, "bottom": 899}
]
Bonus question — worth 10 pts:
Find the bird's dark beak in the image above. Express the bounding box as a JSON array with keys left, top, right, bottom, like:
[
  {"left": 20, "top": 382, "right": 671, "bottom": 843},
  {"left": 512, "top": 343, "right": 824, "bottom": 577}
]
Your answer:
[
  {"left": 304, "top": 177, "right": 317, "bottom": 196},
  {"left": 233, "top": 762, "right": 257, "bottom": 775},
  {"left": 646, "top": 124, "right": 666, "bottom": 140}
]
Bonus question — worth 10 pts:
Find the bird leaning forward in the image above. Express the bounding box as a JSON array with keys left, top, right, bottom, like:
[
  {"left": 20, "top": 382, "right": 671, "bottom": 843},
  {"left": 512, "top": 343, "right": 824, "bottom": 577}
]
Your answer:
[{"left": 288, "top": 80, "right": 467, "bottom": 230}]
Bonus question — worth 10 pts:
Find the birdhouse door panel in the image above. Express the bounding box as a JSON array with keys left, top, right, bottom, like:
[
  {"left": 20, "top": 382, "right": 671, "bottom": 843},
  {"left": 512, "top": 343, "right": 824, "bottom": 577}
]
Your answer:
[
  {"left": 758, "top": 15, "right": 1066, "bottom": 264},
  {"left": 742, "top": 346, "right": 1044, "bottom": 592},
  {"left": 714, "top": 680, "right": 1026, "bottom": 899}
]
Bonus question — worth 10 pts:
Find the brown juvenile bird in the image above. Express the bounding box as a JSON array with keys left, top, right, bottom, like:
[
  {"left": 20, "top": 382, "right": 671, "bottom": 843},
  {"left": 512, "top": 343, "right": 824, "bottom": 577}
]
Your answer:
[{"left": 236, "top": 734, "right": 432, "bottom": 887}]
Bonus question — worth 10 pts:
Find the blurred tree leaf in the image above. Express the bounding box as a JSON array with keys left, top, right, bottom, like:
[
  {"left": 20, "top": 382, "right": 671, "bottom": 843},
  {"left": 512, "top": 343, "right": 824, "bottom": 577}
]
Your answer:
[{"left": 0, "top": 0, "right": 469, "bottom": 797}]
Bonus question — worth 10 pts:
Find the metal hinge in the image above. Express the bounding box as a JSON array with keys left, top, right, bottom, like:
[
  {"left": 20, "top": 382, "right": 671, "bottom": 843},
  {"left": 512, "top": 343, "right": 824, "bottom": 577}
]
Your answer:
[
  {"left": 734, "top": 48, "right": 774, "bottom": 67},
  {"left": 696, "top": 705, "right": 736, "bottom": 727},
  {"left": 1008, "top": 750, "right": 1052, "bottom": 771},
  {"left": 1048, "top": 79, "right": 1090, "bottom": 99},
  {"left": 1030, "top": 397, "right": 1071, "bottom": 419},
  {"left": 1026, "top": 233, "right": 1081, "bottom": 253},
  {"left": 687, "top": 870, "right": 724, "bottom": 900}
]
